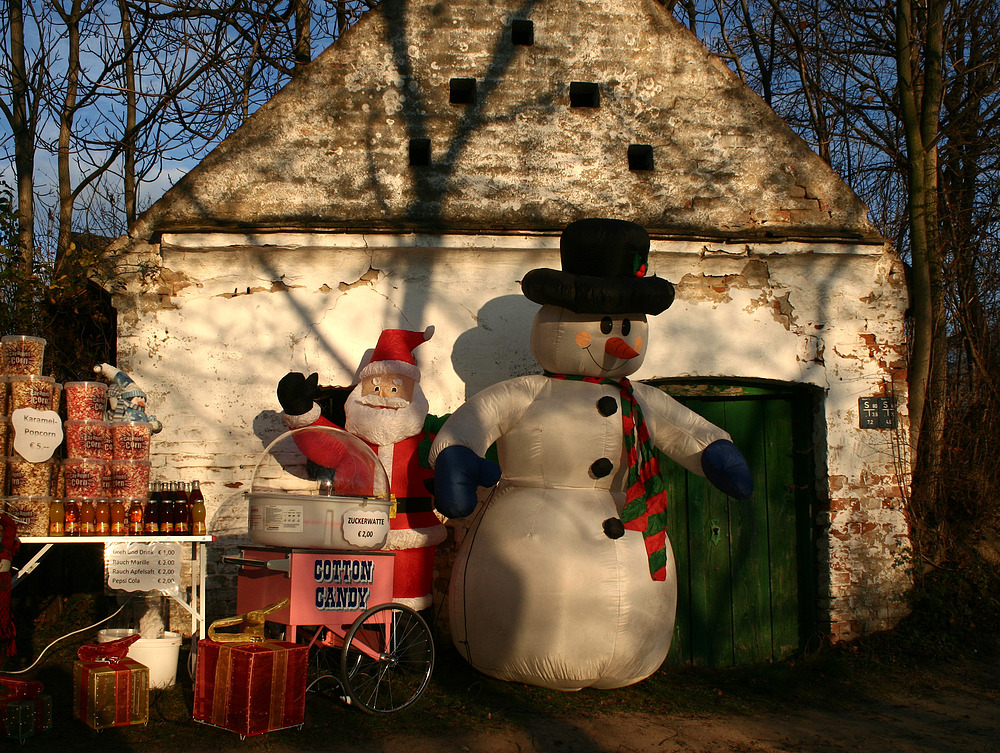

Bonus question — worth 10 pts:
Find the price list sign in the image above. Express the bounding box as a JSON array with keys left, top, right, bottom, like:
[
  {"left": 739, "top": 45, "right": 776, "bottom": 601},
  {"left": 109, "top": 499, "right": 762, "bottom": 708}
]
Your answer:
[{"left": 105, "top": 541, "right": 181, "bottom": 596}]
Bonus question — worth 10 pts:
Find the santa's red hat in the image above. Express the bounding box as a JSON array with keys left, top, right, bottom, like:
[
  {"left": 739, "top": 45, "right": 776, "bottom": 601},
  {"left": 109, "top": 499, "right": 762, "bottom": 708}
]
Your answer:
[{"left": 357, "top": 326, "right": 434, "bottom": 382}]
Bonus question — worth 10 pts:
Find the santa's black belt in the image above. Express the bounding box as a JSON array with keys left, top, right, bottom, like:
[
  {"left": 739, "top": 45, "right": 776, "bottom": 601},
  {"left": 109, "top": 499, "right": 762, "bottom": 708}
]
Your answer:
[{"left": 392, "top": 497, "right": 433, "bottom": 514}]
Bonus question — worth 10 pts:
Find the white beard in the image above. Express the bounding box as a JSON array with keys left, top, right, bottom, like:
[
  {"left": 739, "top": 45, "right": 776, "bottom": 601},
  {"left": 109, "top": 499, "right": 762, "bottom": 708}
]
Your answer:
[{"left": 345, "top": 383, "right": 429, "bottom": 446}]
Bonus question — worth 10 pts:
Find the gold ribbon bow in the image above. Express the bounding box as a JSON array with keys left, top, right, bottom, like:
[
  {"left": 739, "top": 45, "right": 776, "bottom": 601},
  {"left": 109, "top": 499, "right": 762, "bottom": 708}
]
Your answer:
[{"left": 207, "top": 598, "right": 289, "bottom": 643}]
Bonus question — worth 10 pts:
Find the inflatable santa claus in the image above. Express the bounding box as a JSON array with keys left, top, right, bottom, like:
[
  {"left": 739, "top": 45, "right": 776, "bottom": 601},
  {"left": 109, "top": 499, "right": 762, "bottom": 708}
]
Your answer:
[
  {"left": 277, "top": 327, "right": 446, "bottom": 612},
  {"left": 430, "top": 218, "right": 752, "bottom": 690}
]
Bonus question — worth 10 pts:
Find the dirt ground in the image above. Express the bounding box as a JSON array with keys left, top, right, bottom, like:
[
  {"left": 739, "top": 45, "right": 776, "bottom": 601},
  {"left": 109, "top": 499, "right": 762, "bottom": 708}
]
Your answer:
[
  {"left": 328, "top": 652, "right": 1000, "bottom": 753},
  {"left": 16, "top": 640, "right": 999, "bottom": 753}
]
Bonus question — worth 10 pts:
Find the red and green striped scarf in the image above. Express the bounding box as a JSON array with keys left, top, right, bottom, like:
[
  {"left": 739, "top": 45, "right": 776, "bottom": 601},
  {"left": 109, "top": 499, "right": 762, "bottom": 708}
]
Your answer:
[{"left": 545, "top": 372, "right": 669, "bottom": 581}]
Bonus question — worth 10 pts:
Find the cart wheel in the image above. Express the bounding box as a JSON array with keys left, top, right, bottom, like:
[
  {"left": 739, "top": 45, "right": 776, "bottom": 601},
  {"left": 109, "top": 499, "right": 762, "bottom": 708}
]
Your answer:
[{"left": 340, "top": 603, "right": 434, "bottom": 714}]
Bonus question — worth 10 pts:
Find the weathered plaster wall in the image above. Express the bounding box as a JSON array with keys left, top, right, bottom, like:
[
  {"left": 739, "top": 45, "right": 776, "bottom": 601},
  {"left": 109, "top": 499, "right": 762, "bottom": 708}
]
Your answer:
[
  {"left": 134, "top": 0, "right": 876, "bottom": 243},
  {"left": 112, "top": 231, "right": 910, "bottom": 639}
]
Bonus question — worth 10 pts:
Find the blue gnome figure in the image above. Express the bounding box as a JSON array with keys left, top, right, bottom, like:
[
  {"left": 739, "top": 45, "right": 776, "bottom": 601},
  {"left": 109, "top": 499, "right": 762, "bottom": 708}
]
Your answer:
[{"left": 94, "top": 363, "right": 163, "bottom": 433}]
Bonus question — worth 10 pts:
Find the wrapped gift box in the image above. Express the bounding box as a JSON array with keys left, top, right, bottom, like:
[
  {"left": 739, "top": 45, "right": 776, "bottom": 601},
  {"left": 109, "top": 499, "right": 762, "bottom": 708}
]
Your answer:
[
  {"left": 2, "top": 694, "right": 52, "bottom": 741},
  {"left": 0, "top": 676, "right": 52, "bottom": 741},
  {"left": 193, "top": 639, "right": 307, "bottom": 736},
  {"left": 73, "top": 658, "right": 149, "bottom": 730}
]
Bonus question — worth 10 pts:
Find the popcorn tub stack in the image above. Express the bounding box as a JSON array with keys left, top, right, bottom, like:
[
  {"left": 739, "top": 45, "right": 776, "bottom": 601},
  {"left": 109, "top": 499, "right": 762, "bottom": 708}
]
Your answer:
[
  {"left": 58, "top": 376, "right": 152, "bottom": 534},
  {"left": 1, "top": 335, "right": 58, "bottom": 527}
]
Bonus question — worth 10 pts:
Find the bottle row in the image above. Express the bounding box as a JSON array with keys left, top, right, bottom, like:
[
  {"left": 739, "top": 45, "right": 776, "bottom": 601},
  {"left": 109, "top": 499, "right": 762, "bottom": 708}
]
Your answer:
[{"left": 46, "top": 480, "right": 207, "bottom": 537}]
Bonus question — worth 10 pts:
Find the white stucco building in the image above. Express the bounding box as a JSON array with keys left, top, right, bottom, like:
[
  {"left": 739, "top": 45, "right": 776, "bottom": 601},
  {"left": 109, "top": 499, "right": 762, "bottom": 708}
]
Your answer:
[{"left": 108, "top": 0, "right": 911, "bottom": 662}]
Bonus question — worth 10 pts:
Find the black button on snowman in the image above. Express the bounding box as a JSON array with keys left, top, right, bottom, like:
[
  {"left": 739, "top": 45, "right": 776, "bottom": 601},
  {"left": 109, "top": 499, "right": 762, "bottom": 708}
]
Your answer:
[{"left": 430, "top": 218, "right": 752, "bottom": 691}]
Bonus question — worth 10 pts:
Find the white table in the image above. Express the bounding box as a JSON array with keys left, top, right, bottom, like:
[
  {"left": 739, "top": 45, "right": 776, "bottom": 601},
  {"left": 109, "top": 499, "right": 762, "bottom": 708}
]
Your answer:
[{"left": 13, "top": 535, "right": 215, "bottom": 639}]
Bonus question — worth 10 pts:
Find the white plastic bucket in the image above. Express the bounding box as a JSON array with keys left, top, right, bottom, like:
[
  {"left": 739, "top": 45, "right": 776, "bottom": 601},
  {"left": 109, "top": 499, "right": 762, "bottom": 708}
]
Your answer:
[{"left": 97, "top": 629, "right": 183, "bottom": 689}]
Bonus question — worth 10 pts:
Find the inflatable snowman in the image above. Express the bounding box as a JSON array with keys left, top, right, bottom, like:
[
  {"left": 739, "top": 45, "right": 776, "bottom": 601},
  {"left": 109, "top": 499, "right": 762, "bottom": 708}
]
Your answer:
[{"left": 429, "top": 218, "right": 752, "bottom": 691}]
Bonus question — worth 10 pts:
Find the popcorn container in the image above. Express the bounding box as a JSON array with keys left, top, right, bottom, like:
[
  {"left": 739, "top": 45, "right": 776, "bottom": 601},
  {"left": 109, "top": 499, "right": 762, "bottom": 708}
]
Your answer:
[
  {"left": 62, "top": 457, "right": 106, "bottom": 498},
  {"left": 64, "top": 419, "right": 112, "bottom": 460},
  {"left": 7, "top": 375, "right": 55, "bottom": 413},
  {"left": 7, "top": 458, "right": 54, "bottom": 498},
  {"left": 64, "top": 381, "right": 108, "bottom": 421},
  {"left": 111, "top": 421, "right": 151, "bottom": 461},
  {"left": 107, "top": 459, "right": 151, "bottom": 500},
  {"left": 1, "top": 335, "right": 45, "bottom": 377},
  {"left": 4, "top": 495, "right": 53, "bottom": 537}
]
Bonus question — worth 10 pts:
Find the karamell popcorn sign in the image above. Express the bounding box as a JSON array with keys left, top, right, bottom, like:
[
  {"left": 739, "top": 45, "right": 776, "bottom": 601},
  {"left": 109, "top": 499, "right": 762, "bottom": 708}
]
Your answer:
[{"left": 11, "top": 408, "right": 62, "bottom": 462}]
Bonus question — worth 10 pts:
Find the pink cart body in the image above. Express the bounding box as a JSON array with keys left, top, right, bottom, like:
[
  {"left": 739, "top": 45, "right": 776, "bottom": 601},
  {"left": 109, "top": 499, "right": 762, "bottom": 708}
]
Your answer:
[{"left": 235, "top": 547, "right": 395, "bottom": 642}]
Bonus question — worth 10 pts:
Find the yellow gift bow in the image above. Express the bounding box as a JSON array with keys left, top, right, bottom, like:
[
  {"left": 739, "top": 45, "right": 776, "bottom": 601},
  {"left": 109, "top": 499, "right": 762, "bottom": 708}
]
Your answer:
[{"left": 207, "top": 598, "right": 289, "bottom": 643}]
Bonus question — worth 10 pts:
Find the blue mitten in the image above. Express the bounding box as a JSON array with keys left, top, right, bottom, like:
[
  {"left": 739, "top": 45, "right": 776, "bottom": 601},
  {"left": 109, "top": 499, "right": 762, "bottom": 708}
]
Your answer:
[
  {"left": 433, "top": 445, "right": 502, "bottom": 518},
  {"left": 701, "top": 439, "right": 753, "bottom": 500}
]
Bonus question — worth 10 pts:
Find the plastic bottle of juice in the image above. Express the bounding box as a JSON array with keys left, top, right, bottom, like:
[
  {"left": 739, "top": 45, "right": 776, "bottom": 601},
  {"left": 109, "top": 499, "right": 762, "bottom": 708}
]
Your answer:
[
  {"left": 95, "top": 499, "right": 111, "bottom": 535},
  {"left": 48, "top": 498, "right": 65, "bottom": 536},
  {"left": 79, "top": 498, "right": 96, "bottom": 536},
  {"left": 110, "top": 500, "right": 127, "bottom": 535},
  {"left": 189, "top": 480, "right": 207, "bottom": 536},
  {"left": 128, "top": 499, "right": 144, "bottom": 535},
  {"left": 64, "top": 499, "right": 80, "bottom": 537}
]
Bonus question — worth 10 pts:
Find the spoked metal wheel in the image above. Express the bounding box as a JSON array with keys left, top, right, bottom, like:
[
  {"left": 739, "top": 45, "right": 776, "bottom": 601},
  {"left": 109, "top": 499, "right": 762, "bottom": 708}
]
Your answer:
[{"left": 340, "top": 603, "right": 434, "bottom": 714}]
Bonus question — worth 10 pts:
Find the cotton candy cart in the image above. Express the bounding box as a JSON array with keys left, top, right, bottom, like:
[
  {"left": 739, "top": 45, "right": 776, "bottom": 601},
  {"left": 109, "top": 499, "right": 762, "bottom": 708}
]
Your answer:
[{"left": 226, "top": 426, "right": 434, "bottom": 714}]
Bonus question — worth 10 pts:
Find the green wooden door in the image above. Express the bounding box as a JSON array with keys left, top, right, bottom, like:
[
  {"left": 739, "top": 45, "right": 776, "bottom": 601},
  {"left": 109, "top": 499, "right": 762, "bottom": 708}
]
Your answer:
[{"left": 656, "top": 382, "right": 817, "bottom": 667}]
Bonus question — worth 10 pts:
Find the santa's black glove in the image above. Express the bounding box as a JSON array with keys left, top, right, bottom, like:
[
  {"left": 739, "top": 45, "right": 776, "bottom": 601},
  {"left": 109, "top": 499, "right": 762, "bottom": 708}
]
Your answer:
[{"left": 277, "top": 372, "right": 319, "bottom": 416}]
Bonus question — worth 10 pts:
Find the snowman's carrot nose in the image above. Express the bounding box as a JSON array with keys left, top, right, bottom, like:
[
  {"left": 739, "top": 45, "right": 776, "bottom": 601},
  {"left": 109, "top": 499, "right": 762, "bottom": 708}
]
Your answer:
[{"left": 605, "top": 337, "right": 639, "bottom": 360}]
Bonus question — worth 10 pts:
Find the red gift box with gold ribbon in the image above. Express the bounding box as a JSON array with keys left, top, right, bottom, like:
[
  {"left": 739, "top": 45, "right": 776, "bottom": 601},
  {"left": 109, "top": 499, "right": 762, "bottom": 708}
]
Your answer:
[
  {"left": 193, "top": 639, "right": 307, "bottom": 737},
  {"left": 73, "top": 658, "right": 149, "bottom": 729},
  {"left": 73, "top": 635, "right": 150, "bottom": 730}
]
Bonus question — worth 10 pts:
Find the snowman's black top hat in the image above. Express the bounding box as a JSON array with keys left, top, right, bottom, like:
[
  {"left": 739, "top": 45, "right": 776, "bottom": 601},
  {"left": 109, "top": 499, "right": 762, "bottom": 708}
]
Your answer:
[{"left": 521, "top": 218, "right": 675, "bottom": 315}]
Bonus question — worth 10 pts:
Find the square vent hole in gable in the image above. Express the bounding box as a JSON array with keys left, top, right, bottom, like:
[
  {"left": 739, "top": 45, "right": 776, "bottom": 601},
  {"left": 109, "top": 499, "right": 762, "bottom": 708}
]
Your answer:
[
  {"left": 450, "top": 78, "right": 477, "bottom": 104},
  {"left": 409, "top": 138, "right": 431, "bottom": 166},
  {"left": 570, "top": 81, "right": 600, "bottom": 108},
  {"left": 628, "top": 144, "right": 654, "bottom": 171},
  {"left": 512, "top": 19, "right": 534, "bottom": 45}
]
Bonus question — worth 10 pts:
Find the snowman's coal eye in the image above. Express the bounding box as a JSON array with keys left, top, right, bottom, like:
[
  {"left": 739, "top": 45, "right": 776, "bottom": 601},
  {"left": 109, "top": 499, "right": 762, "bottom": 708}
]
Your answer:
[
  {"left": 621, "top": 319, "right": 631, "bottom": 336},
  {"left": 600, "top": 317, "right": 613, "bottom": 334}
]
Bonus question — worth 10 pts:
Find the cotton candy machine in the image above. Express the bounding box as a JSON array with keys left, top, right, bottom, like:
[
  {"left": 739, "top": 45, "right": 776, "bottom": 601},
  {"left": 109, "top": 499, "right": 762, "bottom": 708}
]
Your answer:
[
  {"left": 246, "top": 426, "right": 393, "bottom": 550},
  {"left": 237, "top": 426, "right": 433, "bottom": 715}
]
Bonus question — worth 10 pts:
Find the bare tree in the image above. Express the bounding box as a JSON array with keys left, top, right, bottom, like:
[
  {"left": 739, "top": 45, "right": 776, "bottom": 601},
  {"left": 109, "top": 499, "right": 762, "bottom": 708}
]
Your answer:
[
  {"left": 684, "top": 0, "right": 1000, "bottom": 563},
  {"left": 2, "top": 0, "right": 376, "bottom": 271},
  {"left": 1, "top": 0, "right": 51, "bottom": 270},
  {"left": 896, "top": 0, "right": 948, "bottom": 529}
]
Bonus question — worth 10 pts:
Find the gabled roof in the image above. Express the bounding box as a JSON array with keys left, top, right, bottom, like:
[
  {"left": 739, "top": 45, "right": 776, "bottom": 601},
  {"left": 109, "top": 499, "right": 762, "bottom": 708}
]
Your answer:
[{"left": 132, "top": 0, "right": 882, "bottom": 243}]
